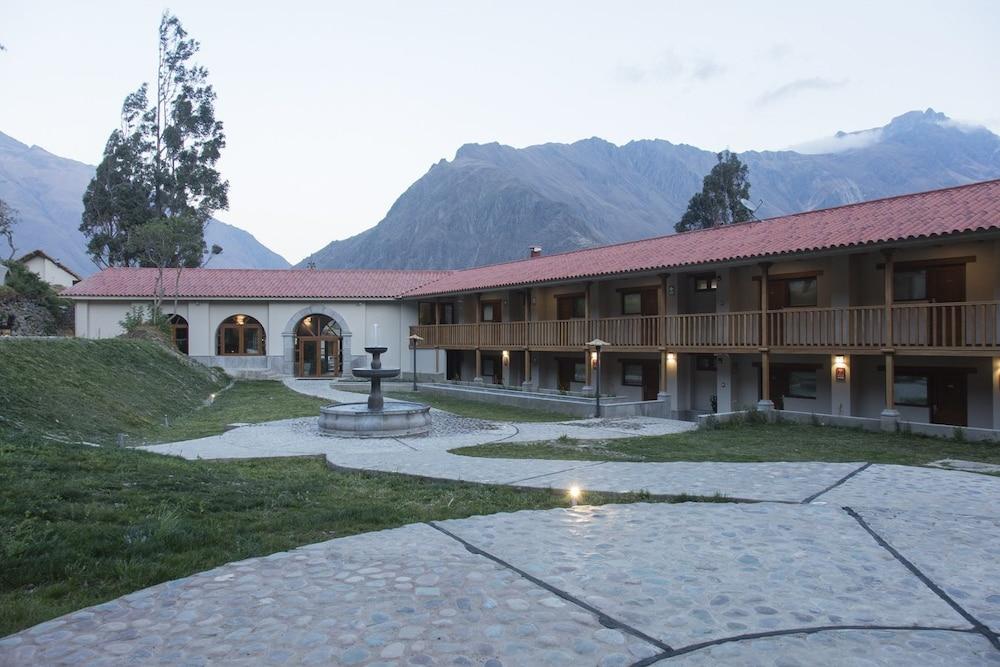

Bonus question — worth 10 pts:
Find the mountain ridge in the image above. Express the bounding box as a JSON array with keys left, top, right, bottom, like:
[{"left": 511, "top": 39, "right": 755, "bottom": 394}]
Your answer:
[
  {"left": 300, "top": 109, "right": 1000, "bottom": 270},
  {"left": 0, "top": 131, "right": 289, "bottom": 276}
]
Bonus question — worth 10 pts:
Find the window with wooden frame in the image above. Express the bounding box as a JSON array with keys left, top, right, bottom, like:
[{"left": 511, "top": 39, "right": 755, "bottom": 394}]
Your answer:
[
  {"left": 694, "top": 275, "right": 718, "bottom": 292},
  {"left": 894, "top": 374, "right": 929, "bottom": 407},
  {"left": 620, "top": 286, "right": 658, "bottom": 316},
  {"left": 892, "top": 258, "right": 969, "bottom": 303},
  {"left": 439, "top": 302, "right": 455, "bottom": 324},
  {"left": 622, "top": 362, "right": 644, "bottom": 386},
  {"left": 169, "top": 314, "right": 189, "bottom": 355},
  {"left": 480, "top": 299, "right": 502, "bottom": 322},
  {"left": 765, "top": 272, "right": 819, "bottom": 309},
  {"left": 217, "top": 314, "right": 266, "bottom": 356},
  {"left": 770, "top": 364, "right": 818, "bottom": 399},
  {"left": 418, "top": 302, "right": 435, "bottom": 325},
  {"left": 555, "top": 293, "right": 586, "bottom": 319}
]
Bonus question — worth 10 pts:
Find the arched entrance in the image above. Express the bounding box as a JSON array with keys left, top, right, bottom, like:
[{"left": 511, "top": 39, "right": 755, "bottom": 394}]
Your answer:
[{"left": 294, "top": 314, "right": 342, "bottom": 377}]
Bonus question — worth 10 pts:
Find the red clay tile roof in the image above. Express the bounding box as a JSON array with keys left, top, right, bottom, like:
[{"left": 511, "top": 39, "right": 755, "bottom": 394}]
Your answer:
[
  {"left": 407, "top": 179, "right": 1000, "bottom": 296},
  {"left": 63, "top": 268, "right": 452, "bottom": 299},
  {"left": 64, "top": 180, "right": 1000, "bottom": 301}
]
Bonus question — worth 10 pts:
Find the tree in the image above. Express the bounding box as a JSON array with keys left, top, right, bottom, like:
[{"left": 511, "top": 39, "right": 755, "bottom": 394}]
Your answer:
[
  {"left": 0, "top": 198, "right": 16, "bottom": 260},
  {"left": 675, "top": 150, "right": 753, "bottom": 233},
  {"left": 81, "top": 11, "right": 228, "bottom": 269},
  {"left": 125, "top": 217, "right": 203, "bottom": 317}
]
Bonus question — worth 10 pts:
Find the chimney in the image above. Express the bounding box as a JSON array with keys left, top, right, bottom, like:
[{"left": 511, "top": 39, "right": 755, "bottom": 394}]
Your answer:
[{"left": 529, "top": 246, "right": 542, "bottom": 259}]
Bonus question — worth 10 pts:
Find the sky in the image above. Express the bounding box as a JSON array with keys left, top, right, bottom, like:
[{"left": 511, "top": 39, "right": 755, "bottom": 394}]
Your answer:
[{"left": 2, "top": 1, "right": 999, "bottom": 264}]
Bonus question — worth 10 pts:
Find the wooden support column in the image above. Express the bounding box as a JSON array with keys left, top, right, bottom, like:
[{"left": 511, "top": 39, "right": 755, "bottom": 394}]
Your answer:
[
  {"left": 523, "top": 288, "right": 533, "bottom": 388},
  {"left": 881, "top": 249, "right": 899, "bottom": 430},
  {"left": 434, "top": 302, "right": 441, "bottom": 372},
  {"left": 474, "top": 293, "right": 483, "bottom": 382},
  {"left": 758, "top": 262, "right": 773, "bottom": 410},
  {"left": 659, "top": 273, "right": 670, "bottom": 348},
  {"left": 583, "top": 282, "right": 594, "bottom": 390},
  {"left": 659, "top": 273, "right": 670, "bottom": 398}
]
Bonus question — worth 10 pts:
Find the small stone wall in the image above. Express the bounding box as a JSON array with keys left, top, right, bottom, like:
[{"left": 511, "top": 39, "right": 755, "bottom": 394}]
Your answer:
[
  {"left": 699, "top": 409, "right": 1000, "bottom": 443},
  {"left": 0, "top": 298, "right": 56, "bottom": 336},
  {"left": 417, "top": 383, "right": 670, "bottom": 419}
]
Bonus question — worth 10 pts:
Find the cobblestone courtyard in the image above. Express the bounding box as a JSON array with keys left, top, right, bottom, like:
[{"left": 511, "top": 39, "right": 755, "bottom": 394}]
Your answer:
[{"left": 2, "top": 382, "right": 998, "bottom": 665}]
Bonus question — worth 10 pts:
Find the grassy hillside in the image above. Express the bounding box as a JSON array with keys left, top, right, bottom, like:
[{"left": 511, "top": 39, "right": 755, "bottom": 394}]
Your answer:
[{"left": 0, "top": 338, "right": 228, "bottom": 443}]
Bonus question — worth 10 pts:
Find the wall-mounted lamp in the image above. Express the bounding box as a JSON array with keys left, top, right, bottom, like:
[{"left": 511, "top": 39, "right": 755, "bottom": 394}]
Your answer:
[
  {"left": 502, "top": 350, "right": 510, "bottom": 366},
  {"left": 666, "top": 352, "right": 677, "bottom": 363},
  {"left": 834, "top": 355, "right": 847, "bottom": 382}
]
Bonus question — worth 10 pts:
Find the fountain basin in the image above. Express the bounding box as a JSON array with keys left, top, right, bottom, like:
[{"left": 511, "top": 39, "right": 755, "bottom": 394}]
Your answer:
[{"left": 319, "top": 401, "right": 431, "bottom": 438}]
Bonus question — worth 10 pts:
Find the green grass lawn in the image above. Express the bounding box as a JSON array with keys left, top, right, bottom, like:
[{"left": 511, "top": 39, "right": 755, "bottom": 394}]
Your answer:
[
  {"left": 139, "top": 380, "right": 329, "bottom": 444},
  {"left": 0, "top": 434, "right": 704, "bottom": 636},
  {"left": 376, "top": 390, "right": 570, "bottom": 422},
  {"left": 452, "top": 421, "right": 1000, "bottom": 467}
]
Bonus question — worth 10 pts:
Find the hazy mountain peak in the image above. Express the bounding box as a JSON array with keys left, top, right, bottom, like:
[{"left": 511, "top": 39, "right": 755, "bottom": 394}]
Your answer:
[
  {"left": 301, "top": 109, "right": 1000, "bottom": 271},
  {"left": 0, "top": 130, "right": 289, "bottom": 276}
]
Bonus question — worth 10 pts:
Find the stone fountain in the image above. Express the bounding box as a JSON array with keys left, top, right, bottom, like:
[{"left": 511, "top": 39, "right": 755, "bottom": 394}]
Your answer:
[{"left": 319, "top": 342, "right": 431, "bottom": 437}]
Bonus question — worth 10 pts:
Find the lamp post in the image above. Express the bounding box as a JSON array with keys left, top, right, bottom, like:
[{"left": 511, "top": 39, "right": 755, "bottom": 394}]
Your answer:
[
  {"left": 408, "top": 334, "right": 424, "bottom": 391},
  {"left": 587, "top": 338, "right": 609, "bottom": 418}
]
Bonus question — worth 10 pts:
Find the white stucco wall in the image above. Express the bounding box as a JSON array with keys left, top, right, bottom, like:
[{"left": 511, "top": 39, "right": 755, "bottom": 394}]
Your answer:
[
  {"left": 72, "top": 297, "right": 418, "bottom": 377},
  {"left": 23, "top": 255, "right": 79, "bottom": 289}
]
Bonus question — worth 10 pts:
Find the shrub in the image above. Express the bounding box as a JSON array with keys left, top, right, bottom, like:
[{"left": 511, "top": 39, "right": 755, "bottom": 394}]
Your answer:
[
  {"left": 120, "top": 305, "right": 170, "bottom": 339},
  {"left": 1, "top": 260, "right": 69, "bottom": 323}
]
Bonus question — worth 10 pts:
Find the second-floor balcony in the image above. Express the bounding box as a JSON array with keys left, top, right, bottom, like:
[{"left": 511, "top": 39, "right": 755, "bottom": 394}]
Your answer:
[{"left": 411, "top": 301, "right": 1000, "bottom": 354}]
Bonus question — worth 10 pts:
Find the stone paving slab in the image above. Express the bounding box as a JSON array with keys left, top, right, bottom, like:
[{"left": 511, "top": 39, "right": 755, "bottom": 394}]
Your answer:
[
  {"left": 817, "top": 464, "right": 1000, "bottom": 516},
  {"left": 657, "top": 629, "right": 1000, "bottom": 666},
  {"left": 857, "top": 507, "right": 1000, "bottom": 633},
  {"left": 436, "top": 502, "right": 970, "bottom": 647},
  {"left": 0, "top": 523, "right": 660, "bottom": 666},
  {"left": 142, "top": 417, "right": 860, "bottom": 502},
  {"left": 513, "top": 461, "right": 864, "bottom": 502}
]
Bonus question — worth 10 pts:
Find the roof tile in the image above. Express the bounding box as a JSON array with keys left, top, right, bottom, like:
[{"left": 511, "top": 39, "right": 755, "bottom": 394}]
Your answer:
[
  {"left": 407, "top": 179, "right": 1000, "bottom": 296},
  {"left": 63, "top": 268, "right": 451, "bottom": 299}
]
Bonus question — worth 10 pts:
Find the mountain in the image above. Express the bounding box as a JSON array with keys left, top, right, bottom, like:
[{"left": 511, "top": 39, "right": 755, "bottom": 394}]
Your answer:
[
  {"left": 0, "top": 131, "right": 288, "bottom": 276},
  {"left": 300, "top": 109, "right": 1000, "bottom": 270}
]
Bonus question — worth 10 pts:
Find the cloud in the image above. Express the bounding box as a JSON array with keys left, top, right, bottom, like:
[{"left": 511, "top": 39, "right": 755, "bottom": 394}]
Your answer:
[
  {"left": 691, "top": 57, "right": 725, "bottom": 81},
  {"left": 936, "top": 117, "right": 986, "bottom": 134},
  {"left": 791, "top": 128, "right": 883, "bottom": 155},
  {"left": 756, "top": 77, "right": 847, "bottom": 106},
  {"left": 615, "top": 50, "right": 724, "bottom": 84},
  {"left": 760, "top": 43, "right": 792, "bottom": 62}
]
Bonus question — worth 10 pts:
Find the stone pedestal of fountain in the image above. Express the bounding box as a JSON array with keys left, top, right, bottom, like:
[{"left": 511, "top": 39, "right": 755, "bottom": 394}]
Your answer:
[{"left": 319, "top": 346, "right": 432, "bottom": 437}]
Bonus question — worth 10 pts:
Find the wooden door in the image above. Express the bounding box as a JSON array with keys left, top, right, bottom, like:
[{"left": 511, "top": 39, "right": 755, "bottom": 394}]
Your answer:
[
  {"left": 446, "top": 350, "right": 463, "bottom": 380},
  {"left": 930, "top": 370, "right": 967, "bottom": 426},
  {"left": 641, "top": 360, "right": 659, "bottom": 401},
  {"left": 768, "top": 366, "right": 788, "bottom": 410},
  {"left": 557, "top": 358, "right": 575, "bottom": 391},
  {"left": 930, "top": 264, "right": 965, "bottom": 347},
  {"left": 641, "top": 289, "right": 659, "bottom": 316}
]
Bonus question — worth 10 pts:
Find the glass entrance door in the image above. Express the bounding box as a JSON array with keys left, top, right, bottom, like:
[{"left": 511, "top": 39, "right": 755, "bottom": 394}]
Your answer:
[{"left": 299, "top": 340, "right": 319, "bottom": 377}]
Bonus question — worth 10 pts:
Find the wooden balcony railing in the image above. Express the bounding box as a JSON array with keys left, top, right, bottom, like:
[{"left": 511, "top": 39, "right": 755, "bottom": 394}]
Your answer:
[
  {"left": 767, "top": 306, "right": 886, "bottom": 349},
  {"left": 410, "top": 301, "right": 1000, "bottom": 353}
]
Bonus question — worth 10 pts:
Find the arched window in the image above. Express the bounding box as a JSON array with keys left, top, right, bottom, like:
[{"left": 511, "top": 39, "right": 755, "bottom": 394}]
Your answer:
[
  {"left": 169, "top": 314, "right": 189, "bottom": 355},
  {"left": 294, "top": 314, "right": 342, "bottom": 376},
  {"left": 217, "top": 315, "right": 265, "bottom": 356}
]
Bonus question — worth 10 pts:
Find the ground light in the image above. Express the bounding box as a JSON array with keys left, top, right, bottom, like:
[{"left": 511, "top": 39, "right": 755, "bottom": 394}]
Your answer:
[{"left": 568, "top": 485, "right": 582, "bottom": 506}]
